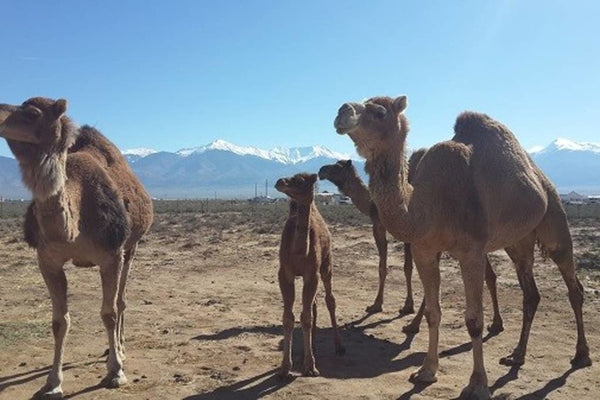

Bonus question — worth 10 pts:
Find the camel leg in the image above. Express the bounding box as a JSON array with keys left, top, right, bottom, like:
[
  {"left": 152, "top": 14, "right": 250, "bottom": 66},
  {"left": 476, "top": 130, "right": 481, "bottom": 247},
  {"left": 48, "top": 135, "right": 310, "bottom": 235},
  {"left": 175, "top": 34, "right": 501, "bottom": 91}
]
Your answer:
[
  {"left": 116, "top": 244, "right": 136, "bottom": 361},
  {"left": 35, "top": 263, "right": 69, "bottom": 399},
  {"left": 402, "top": 297, "right": 424, "bottom": 334},
  {"left": 312, "top": 301, "right": 317, "bottom": 354},
  {"left": 320, "top": 264, "right": 345, "bottom": 355},
  {"left": 551, "top": 250, "right": 592, "bottom": 368},
  {"left": 99, "top": 254, "right": 127, "bottom": 388},
  {"left": 301, "top": 275, "right": 320, "bottom": 376},
  {"left": 400, "top": 242, "right": 415, "bottom": 315},
  {"left": 366, "top": 220, "right": 387, "bottom": 313},
  {"left": 278, "top": 268, "right": 295, "bottom": 378},
  {"left": 484, "top": 256, "right": 504, "bottom": 334},
  {"left": 409, "top": 249, "right": 441, "bottom": 384},
  {"left": 536, "top": 193, "right": 591, "bottom": 367},
  {"left": 500, "top": 236, "right": 538, "bottom": 366},
  {"left": 458, "top": 252, "right": 491, "bottom": 400}
]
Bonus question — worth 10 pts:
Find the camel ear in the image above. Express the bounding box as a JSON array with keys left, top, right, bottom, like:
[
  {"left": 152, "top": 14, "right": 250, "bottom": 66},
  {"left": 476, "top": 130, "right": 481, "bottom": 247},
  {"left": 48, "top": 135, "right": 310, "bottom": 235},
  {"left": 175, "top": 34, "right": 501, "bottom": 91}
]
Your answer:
[
  {"left": 53, "top": 99, "right": 67, "bottom": 119},
  {"left": 393, "top": 96, "right": 407, "bottom": 113},
  {"left": 308, "top": 173, "right": 318, "bottom": 184},
  {"left": 344, "top": 159, "right": 352, "bottom": 167}
]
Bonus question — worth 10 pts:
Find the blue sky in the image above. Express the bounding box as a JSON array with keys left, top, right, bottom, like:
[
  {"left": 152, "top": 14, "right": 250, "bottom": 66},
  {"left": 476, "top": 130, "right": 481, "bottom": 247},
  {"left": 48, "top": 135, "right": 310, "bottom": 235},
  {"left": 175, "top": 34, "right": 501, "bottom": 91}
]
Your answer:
[{"left": 1, "top": 1, "right": 598, "bottom": 158}]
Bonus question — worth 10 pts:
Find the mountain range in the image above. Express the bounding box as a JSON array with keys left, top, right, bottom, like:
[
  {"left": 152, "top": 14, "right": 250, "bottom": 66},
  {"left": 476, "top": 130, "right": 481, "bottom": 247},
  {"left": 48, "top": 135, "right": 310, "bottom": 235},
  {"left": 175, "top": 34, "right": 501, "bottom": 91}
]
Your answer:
[{"left": 0, "top": 138, "right": 599, "bottom": 199}]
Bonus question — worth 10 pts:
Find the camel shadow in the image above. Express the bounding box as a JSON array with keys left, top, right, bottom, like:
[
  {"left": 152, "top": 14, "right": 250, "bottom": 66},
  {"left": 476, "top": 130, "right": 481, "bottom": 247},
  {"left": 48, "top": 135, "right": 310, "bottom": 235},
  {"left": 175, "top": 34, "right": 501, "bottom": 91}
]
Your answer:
[
  {"left": 182, "top": 368, "right": 293, "bottom": 400},
  {"left": 0, "top": 353, "right": 121, "bottom": 399},
  {"left": 497, "top": 365, "right": 578, "bottom": 400},
  {"left": 193, "top": 312, "right": 423, "bottom": 380},
  {"left": 0, "top": 364, "right": 76, "bottom": 394}
]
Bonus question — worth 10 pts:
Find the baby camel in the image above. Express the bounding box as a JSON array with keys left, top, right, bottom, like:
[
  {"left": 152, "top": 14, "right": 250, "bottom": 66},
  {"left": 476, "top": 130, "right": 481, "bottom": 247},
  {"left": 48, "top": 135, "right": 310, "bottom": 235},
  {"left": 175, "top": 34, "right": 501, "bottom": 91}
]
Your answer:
[
  {"left": 0, "top": 98, "right": 153, "bottom": 399},
  {"left": 275, "top": 173, "right": 345, "bottom": 377}
]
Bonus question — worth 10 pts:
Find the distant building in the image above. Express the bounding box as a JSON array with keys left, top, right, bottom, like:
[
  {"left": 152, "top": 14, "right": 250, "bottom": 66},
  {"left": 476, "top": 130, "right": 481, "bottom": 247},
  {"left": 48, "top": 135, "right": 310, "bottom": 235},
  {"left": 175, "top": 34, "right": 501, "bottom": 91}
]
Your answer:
[
  {"left": 588, "top": 195, "right": 600, "bottom": 204},
  {"left": 316, "top": 192, "right": 348, "bottom": 205},
  {"left": 248, "top": 196, "right": 275, "bottom": 204}
]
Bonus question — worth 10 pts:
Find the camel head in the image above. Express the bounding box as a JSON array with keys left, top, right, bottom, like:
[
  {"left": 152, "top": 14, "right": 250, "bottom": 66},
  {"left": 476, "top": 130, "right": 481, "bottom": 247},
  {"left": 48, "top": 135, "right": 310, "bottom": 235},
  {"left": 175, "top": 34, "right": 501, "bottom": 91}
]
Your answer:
[
  {"left": 0, "top": 104, "right": 17, "bottom": 125},
  {"left": 275, "top": 173, "right": 318, "bottom": 202},
  {"left": 0, "top": 97, "right": 78, "bottom": 160},
  {"left": 318, "top": 159, "right": 354, "bottom": 187},
  {"left": 334, "top": 96, "right": 408, "bottom": 160},
  {"left": 0, "top": 97, "right": 79, "bottom": 199}
]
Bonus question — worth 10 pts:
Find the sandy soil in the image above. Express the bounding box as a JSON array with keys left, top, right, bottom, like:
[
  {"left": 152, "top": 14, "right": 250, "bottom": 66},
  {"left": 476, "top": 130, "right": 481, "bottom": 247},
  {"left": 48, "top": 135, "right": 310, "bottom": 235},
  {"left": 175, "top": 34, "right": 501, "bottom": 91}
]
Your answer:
[{"left": 0, "top": 212, "right": 599, "bottom": 400}]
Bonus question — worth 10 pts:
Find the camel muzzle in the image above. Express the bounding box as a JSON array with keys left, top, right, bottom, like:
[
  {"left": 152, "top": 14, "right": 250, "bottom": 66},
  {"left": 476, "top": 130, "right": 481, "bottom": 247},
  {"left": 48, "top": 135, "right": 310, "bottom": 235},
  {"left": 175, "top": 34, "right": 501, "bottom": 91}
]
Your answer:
[
  {"left": 275, "top": 178, "right": 287, "bottom": 191},
  {"left": 334, "top": 102, "right": 363, "bottom": 134},
  {"left": 317, "top": 166, "right": 329, "bottom": 180},
  {"left": 0, "top": 125, "right": 41, "bottom": 144}
]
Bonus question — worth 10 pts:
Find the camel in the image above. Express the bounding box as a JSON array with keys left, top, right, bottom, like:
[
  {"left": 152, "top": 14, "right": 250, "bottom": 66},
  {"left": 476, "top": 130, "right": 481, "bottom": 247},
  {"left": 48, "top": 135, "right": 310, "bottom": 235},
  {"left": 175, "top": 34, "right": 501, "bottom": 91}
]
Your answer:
[
  {"left": 318, "top": 157, "right": 503, "bottom": 335},
  {"left": 0, "top": 97, "right": 153, "bottom": 399},
  {"left": 334, "top": 95, "right": 590, "bottom": 399},
  {"left": 275, "top": 172, "right": 345, "bottom": 377},
  {"left": 318, "top": 158, "right": 414, "bottom": 314}
]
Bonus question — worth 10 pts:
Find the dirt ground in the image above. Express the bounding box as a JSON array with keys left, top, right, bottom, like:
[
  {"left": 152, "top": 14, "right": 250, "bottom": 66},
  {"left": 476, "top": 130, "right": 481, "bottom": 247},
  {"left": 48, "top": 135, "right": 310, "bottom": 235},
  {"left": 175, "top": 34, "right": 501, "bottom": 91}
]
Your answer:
[{"left": 0, "top": 211, "right": 599, "bottom": 400}]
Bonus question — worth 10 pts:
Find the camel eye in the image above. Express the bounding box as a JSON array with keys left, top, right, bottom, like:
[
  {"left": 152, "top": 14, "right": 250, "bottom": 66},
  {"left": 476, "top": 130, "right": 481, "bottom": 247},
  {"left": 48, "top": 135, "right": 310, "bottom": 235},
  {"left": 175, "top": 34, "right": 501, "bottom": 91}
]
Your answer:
[
  {"left": 21, "top": 106, "right": 42, "bottom": 121},
  {"left": 366, "top": 103, "right": 387, "bottom": 119}
]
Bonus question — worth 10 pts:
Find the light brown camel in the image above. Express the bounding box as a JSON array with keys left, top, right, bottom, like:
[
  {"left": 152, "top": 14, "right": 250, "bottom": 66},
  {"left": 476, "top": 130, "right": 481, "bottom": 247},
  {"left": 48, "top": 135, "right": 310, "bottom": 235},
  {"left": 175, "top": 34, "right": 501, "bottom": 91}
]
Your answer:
[
  {"left": 318, "top": 159, "right": 414, "bottom": 314},
  {"left": 334, "top": 95, "right": 590, "bottom": 399},
  {"left": 275, "top": 172, "right": 345, "bottom": 378},
  {"left": 318, "top": 157, "right": 503, "bottom": 335},
  {"left": 0, "top": 98, "right": 153, "bottom": 399}
]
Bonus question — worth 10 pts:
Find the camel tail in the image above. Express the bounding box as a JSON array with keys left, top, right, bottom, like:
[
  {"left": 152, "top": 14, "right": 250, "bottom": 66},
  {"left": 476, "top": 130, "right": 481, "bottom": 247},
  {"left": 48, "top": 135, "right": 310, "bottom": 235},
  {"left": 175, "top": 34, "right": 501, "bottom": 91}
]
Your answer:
[{"left": 536, "top": 238, "right": 550, "bottom": 261}]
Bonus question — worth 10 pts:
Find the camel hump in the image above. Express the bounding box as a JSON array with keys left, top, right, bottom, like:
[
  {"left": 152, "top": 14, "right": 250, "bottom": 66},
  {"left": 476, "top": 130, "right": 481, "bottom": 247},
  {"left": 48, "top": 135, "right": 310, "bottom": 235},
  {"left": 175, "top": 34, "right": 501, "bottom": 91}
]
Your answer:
[
  {"left": 69, "top": 125, "right": 124, "bottom": 167},
  {"left": 408, "top": 148, "right": 427, "bottom": 184},
  {"left": 453, "top": 111, "right": 499, "bottom": 137}
]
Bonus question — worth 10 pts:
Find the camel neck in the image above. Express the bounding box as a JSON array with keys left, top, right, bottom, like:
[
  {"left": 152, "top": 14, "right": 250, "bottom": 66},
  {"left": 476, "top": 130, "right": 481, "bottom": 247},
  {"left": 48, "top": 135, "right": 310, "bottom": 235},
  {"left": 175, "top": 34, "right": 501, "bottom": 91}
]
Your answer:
[
  {"left": 365, "top": 147, "right": 416, "bottom": 242},
  {"left": 290, "top": 200, "right": 312, "bottom": 255},
  {"left": 34, "top": 188, "right": 76, "bottom": 243},
  {"left": 337, "top": 174, "right": 372, "bottom": 217},
  {"left": 21, "top": 152, "right": 68, "bottom": 201}
]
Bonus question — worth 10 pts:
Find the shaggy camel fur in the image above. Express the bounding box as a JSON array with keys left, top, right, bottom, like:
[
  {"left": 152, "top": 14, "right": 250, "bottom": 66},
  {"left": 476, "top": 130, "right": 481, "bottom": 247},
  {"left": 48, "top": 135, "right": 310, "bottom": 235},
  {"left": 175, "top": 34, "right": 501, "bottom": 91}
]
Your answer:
[
  {"left": 318, "top": 157, "right": 503, "bottom": 334},
  {"left": 334, "top": 96, "right": 590, "bottom": 399},
  {"left": 0, "top": 98, "right": 153, "bottom": 399},
  {"left": 275, "top": 173, "right": 345, "bottom": 377}
]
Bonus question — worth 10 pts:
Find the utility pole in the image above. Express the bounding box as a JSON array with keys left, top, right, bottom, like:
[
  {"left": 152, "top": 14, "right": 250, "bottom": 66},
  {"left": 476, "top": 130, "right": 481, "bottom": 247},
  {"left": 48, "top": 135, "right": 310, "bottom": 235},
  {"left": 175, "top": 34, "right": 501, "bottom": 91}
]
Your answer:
[
  {"left": 265, "top": 179, "right": 268, "bottom": 197},
  {"left": 255, "top": 183, "right": 258, "bottom": 198}
]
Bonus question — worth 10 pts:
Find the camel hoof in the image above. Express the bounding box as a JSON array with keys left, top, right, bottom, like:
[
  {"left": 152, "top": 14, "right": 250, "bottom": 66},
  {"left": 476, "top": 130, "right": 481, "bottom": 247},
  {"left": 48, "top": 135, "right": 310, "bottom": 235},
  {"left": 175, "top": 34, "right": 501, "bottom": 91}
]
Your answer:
[
  {"left": 336, "top": 344, "right": 346, "bottom": 356},
  {"left": 399, "top": 305, "right": 415, "bottom": 315},
  {"left": 402, "top": 323, "right": 420, "bottom": 334},
  {"left": 487, "top": 322, "right": 504, "bottom": 335},
  {"left": 409, "top": 367, "right": 437, "bottom": 384},
  {"left": 101, "top": 370, "right": 127, "bottom": 388},
  {"left": 33, "top": 386, "right": 64, "bottom": 400},
  {"left": 303, "top": 367, "right": 320, "bottom": 377},
  {"left": 366, "top": 304, "right": 383, "bottom": 314},
  {"left": 571, "top": 353, "right": 592, "bottom": 369},
  {"left": 458, "top": 383, "right": 491, "bottom": 400},
  {"left": 278, "top": 371, "right": 293, "bottom": 380},
  {"left": 499, "top": 354, "right": 524, "bottom": 366}
]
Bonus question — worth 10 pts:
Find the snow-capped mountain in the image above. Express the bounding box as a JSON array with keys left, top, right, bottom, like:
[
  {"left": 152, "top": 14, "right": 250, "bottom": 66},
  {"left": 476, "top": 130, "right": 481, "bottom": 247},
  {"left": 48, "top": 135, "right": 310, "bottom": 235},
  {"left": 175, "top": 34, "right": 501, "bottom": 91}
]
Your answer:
[
  {"left": 171, "top": 140, "right": 351, "bottom": 164},
  {"left": 122, "top": 147, "right": 158, "bottom": 157},
  {"left": 530, "top": 138, "right": 600, "bottom": 194},
  {"left": 530, "top": 138, "right": 600, "bottom": 155},
  {"left": 117, "top": 140, "right": 362, "bottom": 198}
]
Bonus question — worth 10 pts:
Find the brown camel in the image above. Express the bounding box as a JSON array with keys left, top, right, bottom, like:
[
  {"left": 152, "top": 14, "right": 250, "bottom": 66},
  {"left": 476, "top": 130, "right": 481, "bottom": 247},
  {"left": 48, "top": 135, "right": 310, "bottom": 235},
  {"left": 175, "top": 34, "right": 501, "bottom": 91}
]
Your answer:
[
  {"left": 334, "top": 95, "right": 590, "bottom": 399},
  {"left": 318, "top": 157, "right": 503, "bottom": 335},
  {"left": 0, "top": 98, "right": 153, "bottom": 399},
  {"left": 318, "top": 159, "right": 414, "bottom": 314},
  {"left": 275, "top": 172, "right": 345, "bottom": 377}
]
